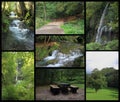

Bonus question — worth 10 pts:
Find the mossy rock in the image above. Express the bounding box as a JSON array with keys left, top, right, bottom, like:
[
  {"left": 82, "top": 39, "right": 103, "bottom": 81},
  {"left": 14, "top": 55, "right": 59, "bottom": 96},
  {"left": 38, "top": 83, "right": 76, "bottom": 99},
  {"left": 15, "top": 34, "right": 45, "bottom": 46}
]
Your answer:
[
  {"left": 86, "top": 42, "right": 103, "bottom": 50},
  {"left": 72, "top": 56, "right": 84, "bottom": 67},
  {"left": 46, "top": 59, "right": 58, "bottom": 64}
]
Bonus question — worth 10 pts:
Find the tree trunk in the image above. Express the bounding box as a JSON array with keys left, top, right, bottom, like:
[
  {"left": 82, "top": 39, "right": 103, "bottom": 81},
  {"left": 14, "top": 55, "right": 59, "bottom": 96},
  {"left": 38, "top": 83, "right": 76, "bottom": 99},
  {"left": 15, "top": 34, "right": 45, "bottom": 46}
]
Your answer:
[
  {"left": 43, "top": 2, "right": 47, "bottom": 21},
  {"left": 19, "top": 2, "right": 27, "bottom": 18},
  {"left": 2, "top": 2, "right": 6, "bottom": 12},
  {"left": 47, "top": 36, "right": 51, "bottom": 44}
]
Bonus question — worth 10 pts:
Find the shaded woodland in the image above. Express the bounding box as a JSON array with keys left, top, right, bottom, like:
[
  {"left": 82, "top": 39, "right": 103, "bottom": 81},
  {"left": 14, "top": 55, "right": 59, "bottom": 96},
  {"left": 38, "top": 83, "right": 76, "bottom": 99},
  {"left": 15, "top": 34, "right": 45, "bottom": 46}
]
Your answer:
[
  {"left": 86, "top": 2, "right": 118, "bottom": 50},
  {"left": 36, "top": 36, "right": 84, "bottom": 67},
  {"left": 36, "top": 2, "right": 84, "bottom": 34},
  {"left": 2, "top": 52, "right": 34, "bottom": 100},
  {"left": 2, "top": 2, "right": 34, "bottom": 50},
  {"left": 36, "top": 69, "right": 84, "bottom": 86},
  {"left": 2, "top": 2, "right": 34, "bottom": 31},
  {"left": 36, "top": 69, "right": 85, "bottom": 100}
]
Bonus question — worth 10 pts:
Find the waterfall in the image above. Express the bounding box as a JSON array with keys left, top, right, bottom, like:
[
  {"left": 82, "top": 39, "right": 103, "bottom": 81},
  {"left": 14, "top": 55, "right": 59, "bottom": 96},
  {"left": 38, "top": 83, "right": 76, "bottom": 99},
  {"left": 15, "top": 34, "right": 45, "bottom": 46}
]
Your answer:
[
  {"left": 108, "top": 27, "right": 112, "bottom": 41},
  {"left": 16, "top": 66, "right": 18, "bottom": 82},
  {"left": 95, "top": 3, "right": 110, "bottom": 43}
]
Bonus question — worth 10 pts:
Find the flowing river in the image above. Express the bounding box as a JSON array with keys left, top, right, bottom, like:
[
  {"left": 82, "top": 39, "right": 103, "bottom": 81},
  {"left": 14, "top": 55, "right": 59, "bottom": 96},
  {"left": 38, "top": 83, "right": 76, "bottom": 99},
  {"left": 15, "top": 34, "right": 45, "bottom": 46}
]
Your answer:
[
  {"left": 36, "top": 42, "right": 84, "bottom": 67},
  {"left": 3, "top": 11, "right": 34, "bottom": 50}
]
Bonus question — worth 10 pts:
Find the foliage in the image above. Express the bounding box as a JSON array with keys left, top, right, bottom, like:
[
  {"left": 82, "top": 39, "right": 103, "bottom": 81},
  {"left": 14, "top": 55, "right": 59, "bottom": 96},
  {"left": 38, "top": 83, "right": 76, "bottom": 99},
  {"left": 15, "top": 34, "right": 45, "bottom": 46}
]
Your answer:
[
  {"left": 104, "top": 40, "right": 118, "bottom": 50},
  {"left": 36, "top": 45, "right": 58, "bottom": 61},
  {"left": 36, "top": 2, "right": 84, "bottom": 29},
  {"left": 101, "top": 67, "right": 119, "bottom": 88},
  {"left": 86, "top": 42, "right": 103, "bottom": 50},
  {"left": 86, "top": 2, "right": 118, "bottom": 43},
  {"left": 36, "top": 36, "right": 84, "bottom": 44},
  {"left": 36, "top": 69, "right": 84, "bottom": 87},
  {"left": 2, "top": 2, "right": 34, "bottom": 28},
  {"left": 36, "top": 2, "right": 84, "bottom": 19},
  {"left": 86, "top": 40, "right": 118, "bottom": 50},
  {"left": 2, "top": 52, "right": 34, "bottom": 100},
  {"left": 86, "top": 67, "right": 118, "bottom": 95},
  {"left": 88, "top": 69, "right": 107, "bottom": 92},
  {"left": 36, "top": 17, "right": 50, "bottom": 29},
  {"left": 61, "top": 19, "right": 84, "bottom": 34},
  {"left": 2, "top": 13, "right": 11, "bottom": 34}
]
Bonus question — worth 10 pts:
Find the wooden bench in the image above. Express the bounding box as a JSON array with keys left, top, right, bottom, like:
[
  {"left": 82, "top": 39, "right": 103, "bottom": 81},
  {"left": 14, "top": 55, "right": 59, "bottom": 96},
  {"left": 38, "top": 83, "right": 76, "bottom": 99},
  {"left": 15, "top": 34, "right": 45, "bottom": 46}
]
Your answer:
[
  {"left": 50, "top": 85, "right": 60, "bottom": 95},
  {"left": 70, "top": 85, "right": 79, "bottom": 93}
]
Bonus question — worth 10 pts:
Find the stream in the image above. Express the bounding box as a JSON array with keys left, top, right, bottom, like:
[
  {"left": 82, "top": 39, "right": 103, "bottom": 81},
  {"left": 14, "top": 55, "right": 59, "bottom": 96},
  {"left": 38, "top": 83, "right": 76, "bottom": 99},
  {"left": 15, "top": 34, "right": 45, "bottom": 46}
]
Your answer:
[
  {"left": 4, "top": 11, "right": 34, "bottom": 50},
  {"left": 36, "top": 42, "right": 83, "bottom": 67}
]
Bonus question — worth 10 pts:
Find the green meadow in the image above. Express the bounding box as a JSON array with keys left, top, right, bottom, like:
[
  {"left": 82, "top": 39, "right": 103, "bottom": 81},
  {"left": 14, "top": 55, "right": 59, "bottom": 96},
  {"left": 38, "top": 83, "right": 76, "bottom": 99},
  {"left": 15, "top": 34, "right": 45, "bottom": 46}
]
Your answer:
[{"left": 86, "top": 88, "right": 118, "bottom": 100}]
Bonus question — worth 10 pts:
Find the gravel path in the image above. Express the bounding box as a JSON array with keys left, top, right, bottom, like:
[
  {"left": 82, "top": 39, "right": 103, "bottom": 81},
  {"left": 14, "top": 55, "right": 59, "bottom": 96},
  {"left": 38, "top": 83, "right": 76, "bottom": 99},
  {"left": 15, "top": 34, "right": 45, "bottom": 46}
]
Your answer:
[
  {"left": 36, "top": 86, "right": 85, "bottom": 100},
  {"left": 36, "top": 21, "right": 64, "bottom": 34}
]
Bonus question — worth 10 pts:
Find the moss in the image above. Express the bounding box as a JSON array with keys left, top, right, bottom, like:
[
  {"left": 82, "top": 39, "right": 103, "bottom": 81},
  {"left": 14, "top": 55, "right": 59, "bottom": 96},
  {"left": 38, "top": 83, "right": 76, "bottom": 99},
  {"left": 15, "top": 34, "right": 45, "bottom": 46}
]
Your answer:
[
  {"left": 46, "top": 59, "right": 58, "bottom": 64},
  {"left": 72, "top": 56, "right": 84, "bottom": 67},
  {"left": 36, "top": 45, "right": 59, "bottom": 61}
]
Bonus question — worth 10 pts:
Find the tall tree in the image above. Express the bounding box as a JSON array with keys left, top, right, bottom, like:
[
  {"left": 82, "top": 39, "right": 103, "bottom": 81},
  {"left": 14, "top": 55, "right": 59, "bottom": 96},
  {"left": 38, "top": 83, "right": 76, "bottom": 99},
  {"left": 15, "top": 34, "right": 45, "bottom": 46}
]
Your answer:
[
  {"left": 89, "top": 68, "right": 107, "bottom": 92},
  {"left": 43, "top": 2, "right": 47, "bottom": 21},
  {"left": 19, "top": 2, "right": 27, "bottom": 18}
]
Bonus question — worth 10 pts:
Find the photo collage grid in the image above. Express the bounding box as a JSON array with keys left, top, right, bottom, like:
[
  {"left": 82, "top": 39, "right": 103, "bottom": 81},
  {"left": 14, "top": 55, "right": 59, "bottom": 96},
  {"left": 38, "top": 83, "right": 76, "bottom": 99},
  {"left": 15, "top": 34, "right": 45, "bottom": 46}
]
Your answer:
[{"left": 1, "top": 1, "right": 119, "bottom": 101}]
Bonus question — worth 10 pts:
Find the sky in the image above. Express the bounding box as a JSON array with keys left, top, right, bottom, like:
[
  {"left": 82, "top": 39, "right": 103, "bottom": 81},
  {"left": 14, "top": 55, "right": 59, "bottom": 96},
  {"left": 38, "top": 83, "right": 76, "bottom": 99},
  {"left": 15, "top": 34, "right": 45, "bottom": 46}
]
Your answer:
[{"left": 86, "top": 51, "right": 118, "bottom": 73}]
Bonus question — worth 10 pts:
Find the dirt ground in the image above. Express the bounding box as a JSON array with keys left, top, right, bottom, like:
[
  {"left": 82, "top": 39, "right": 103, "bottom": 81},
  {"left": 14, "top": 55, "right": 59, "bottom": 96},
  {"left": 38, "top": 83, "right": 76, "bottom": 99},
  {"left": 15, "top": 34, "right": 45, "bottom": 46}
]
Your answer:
[
  {"left": 36, "top": 86, "right": 84, "bottom": 100},
  {"left": 36, "top": 21, "right": 64, "bottom": 34}
]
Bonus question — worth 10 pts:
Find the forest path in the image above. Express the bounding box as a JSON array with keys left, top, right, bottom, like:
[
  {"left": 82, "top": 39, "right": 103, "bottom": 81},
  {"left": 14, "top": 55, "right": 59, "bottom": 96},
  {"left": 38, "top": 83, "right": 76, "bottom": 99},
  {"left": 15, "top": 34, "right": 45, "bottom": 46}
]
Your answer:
[{"left": 36, "top": 21, "right": 64, "bottom": 34}]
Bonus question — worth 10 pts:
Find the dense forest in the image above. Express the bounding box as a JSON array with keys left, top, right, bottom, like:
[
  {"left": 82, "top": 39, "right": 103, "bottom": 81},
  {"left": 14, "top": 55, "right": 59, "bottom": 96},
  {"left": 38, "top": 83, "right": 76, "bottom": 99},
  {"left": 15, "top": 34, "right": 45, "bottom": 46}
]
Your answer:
[
  {"left": 36, "top": 36, "right": 84, "bottom": 67},
  {"left": 86, "top": 2, "right": 118, "bottom": 50},
  {"left": 86, "top": 67, "right": 118, "bottom": 100},
  {"left": 2, "top": 2, "right": 34, "bottom": 50},
  {"left": 36, "top": 2, "right": 84, "bottom": 34},
  {"left": 36, "top": 69, "right": 84, "bottom": 86},
  {"left": 2, "top": 52, "right": 34, "bottom": 100}
]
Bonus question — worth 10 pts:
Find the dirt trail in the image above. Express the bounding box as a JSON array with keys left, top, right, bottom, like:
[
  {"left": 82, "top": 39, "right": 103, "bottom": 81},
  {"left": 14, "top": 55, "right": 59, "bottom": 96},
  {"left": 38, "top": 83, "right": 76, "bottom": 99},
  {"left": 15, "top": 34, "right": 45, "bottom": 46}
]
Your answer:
[
  {"left": 36, "top": 21, "right": 64, "bottom": 34},
  {"left": 36, "top": 86, "right": 84, "bottom": 100}
]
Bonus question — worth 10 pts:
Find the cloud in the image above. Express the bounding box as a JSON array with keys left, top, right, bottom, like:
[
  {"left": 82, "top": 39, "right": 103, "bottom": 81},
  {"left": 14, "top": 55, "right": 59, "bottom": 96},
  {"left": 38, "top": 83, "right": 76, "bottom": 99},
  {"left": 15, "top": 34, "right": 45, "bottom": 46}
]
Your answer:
[{"left": 86, "top": 51, "right": 118, "bottom": 73}]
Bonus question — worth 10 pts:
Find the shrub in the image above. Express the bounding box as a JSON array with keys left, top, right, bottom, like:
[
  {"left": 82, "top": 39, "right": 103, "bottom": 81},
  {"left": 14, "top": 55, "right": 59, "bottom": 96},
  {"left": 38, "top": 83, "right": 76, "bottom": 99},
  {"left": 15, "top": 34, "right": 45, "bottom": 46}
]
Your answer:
[
  {"left": 104, "top": 40, "right": 118, "bottom": 50},
  {"left": 61, "top": 19, "right": 84, "bottom": 34},
  {"left": 86, "top": 42, "right": 102, "bottom": 50}
]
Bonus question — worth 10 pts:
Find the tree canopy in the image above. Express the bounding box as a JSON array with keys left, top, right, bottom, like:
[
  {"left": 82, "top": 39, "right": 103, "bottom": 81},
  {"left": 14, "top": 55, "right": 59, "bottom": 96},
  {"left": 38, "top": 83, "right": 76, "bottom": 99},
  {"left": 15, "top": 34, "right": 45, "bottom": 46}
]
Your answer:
[
  {"left": 86, "top": 67, "right": 118, "bottom": 92},
  {"left": 36, "top": 69, "right": 84, "bottom": 86},
  {"left": 2, "top": 52, "right": 34, "bottom": 100}
]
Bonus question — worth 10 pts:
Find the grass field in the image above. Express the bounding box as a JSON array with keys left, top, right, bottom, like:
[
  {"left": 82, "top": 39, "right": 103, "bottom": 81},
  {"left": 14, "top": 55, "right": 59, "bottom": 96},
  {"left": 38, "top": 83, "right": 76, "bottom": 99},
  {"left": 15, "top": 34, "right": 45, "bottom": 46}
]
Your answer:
[{"left": 86, "top": 88, "right": 118, "bottom": 100}]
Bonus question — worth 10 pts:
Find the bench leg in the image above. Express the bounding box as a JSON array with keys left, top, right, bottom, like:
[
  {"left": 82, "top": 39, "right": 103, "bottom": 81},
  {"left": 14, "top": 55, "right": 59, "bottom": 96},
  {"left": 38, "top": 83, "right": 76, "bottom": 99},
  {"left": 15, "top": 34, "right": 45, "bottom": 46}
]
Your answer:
[
  {"left": 51, "top": 88, "right": 60, "bottom": 95},
  {"left": 71, "top": 88, "right": 78, "bottom": 93}
]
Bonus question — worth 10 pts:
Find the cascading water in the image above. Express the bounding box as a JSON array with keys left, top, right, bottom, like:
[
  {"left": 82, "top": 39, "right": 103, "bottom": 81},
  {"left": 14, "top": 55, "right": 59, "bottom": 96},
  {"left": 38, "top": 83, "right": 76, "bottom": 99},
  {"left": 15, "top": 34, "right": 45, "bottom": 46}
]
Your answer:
[
  {"left": 8, "top": 11, "right": 34, "bottom": 50},
  {"left": 16, "top": 58, "right": 24, "bottom": 83},
  {"left": 95, "top": 3, "right": 112, "bottom": 44},
  {"left": 36, "top": 49, "right": 83, "bottom": 67}
]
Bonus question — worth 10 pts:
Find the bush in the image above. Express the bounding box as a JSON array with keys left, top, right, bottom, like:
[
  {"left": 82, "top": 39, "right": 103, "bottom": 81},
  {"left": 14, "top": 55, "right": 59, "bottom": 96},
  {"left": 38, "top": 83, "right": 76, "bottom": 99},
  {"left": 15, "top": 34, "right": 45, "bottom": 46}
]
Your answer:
[
  {"left": 2, "top": 85, "right": 18, "bottom": 100},
  {"left": 36, "top": 45, "right": 59, "bottom": 61},
  {"left": 86, "top": 42, "right": 102, "bottom": 50},
  {"left": 86, "top": 40, "right": 118, "bottom": 50},
  {"left": 36, "top": 17, "right": 49, "bottom": 29},
  {"left": 104, "top": 40, "right": 118, "bottom": 50},
  {"left": 61, "top": 19, "right": 84, "bottom": 34}
]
